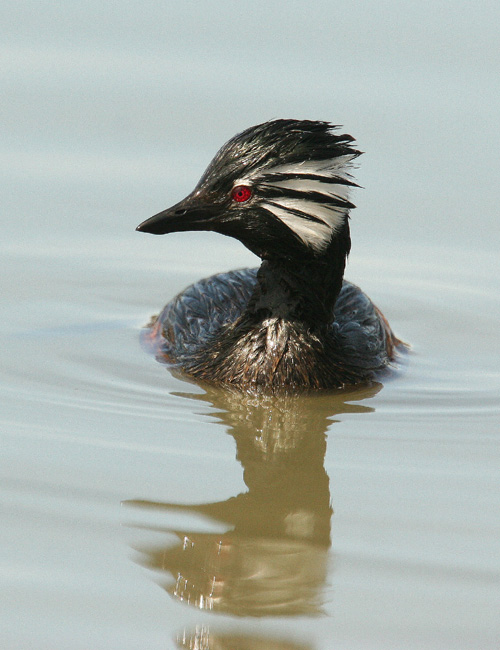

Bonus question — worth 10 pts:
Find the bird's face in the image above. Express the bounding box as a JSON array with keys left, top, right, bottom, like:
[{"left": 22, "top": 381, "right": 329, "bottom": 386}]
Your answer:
[{"left": 137, "top": 120, "right": 360, "bottom": 261}]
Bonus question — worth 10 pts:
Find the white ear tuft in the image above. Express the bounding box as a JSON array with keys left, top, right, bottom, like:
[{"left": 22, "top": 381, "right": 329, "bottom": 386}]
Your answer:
[{"left": 262, "top": 200, "right": 345, "bottom": 252}]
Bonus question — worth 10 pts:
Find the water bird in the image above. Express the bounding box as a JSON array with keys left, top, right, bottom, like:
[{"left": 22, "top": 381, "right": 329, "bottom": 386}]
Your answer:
[{"left": 137, "top": 119, "right": 402, "bottom": 392}]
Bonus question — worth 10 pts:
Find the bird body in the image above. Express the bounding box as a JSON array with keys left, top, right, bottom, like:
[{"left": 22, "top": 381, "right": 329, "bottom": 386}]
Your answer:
[{"left": 137, "top": 120, "right": 402, "bottom": 392}]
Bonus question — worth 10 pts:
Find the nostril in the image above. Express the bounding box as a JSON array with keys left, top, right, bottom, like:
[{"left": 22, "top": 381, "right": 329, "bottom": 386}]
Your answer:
[{"left": 174, "top": 208, "right": 186, "bottom": 216}]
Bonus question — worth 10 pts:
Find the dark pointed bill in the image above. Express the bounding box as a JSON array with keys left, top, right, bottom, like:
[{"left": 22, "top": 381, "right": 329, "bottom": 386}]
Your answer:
[{"left": 136, "top": 196, "right": 218, "bottom": 235}]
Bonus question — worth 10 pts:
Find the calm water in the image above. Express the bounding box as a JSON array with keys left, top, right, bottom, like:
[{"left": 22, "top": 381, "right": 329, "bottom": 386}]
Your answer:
[{"left": 2, "top": 2, "right": 499, "bottom": 649}]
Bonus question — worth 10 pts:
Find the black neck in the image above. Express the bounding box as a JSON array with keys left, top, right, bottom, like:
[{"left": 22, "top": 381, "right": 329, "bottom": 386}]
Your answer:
[{"left": 245, "top": 224, "right": 351, "bottom": 327}]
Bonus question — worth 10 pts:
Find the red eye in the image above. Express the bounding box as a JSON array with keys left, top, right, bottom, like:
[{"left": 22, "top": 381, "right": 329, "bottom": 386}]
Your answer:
[{"left": 231, "top": 185, "right": 252, "bottom": 203}]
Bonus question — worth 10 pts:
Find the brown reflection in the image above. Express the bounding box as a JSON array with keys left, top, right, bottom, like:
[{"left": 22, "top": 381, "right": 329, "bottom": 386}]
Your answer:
[
  {"left": 127, "top": 384, "right": 380, "bottom": 619},
  {"left": 176, "top": 624, "right": 312, "bottom": 649}
]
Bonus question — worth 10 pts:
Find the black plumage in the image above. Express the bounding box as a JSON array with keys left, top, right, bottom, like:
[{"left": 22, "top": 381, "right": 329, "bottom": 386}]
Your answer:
[{"left": 137, "top": 119, "right": 402, "bottom": 392}]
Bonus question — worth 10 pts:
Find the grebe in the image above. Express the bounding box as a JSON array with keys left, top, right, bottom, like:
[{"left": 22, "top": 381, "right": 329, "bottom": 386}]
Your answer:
[{"left": 137, "top": 119, "right": 401, "bottom": 392}]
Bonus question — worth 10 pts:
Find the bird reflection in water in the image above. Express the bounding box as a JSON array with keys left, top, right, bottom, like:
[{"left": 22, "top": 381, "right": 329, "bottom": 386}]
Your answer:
[
  {"left": 176, "top": 625, "right": 313, "bottom": 650},
  {"left": 125, "top": 383, "right": 380, "bottom": 646}
]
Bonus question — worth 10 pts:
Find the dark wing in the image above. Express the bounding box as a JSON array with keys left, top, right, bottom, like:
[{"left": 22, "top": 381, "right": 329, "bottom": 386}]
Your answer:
[
  {"left": 332, "top": 281, "right": 399, "bottom": 372},
  {"left": 150, "top": 268, "right": 258, "bottom": 364}
]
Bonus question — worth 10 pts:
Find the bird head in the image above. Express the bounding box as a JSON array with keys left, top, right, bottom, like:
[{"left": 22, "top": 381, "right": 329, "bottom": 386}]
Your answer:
[{"left": 137, "top": 119, "right": 361, "bottom": 261}]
